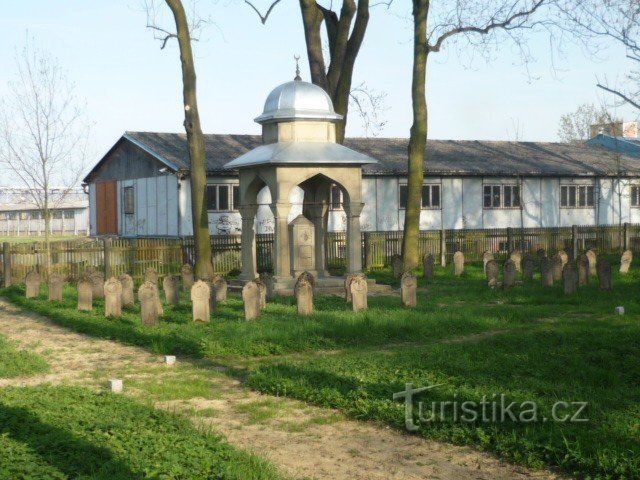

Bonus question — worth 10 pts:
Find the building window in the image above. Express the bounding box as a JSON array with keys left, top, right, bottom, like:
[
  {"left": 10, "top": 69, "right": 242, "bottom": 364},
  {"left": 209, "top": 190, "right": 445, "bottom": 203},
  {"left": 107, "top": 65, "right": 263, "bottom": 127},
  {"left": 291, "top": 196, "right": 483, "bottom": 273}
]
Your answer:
[
  {"left": 206, "top": 184, "right": 238, "bottom": 212},
  {"left": 560, "top": 185, "right": 594, "bottom": 208},
  {"left": 123, "top": 186, "right": 135, "bottom": 214},
  {"left": 631, "top": 185, "right": 640, "bottom": 207},
  {"left": 330, "top": 184, "right": 344, "bottom": 210},
  {"left": 483, "top": 184, "right": 520, "bottom": 209},
  {"left": 400, "top": 183, "right": 441, "bottom": 209}
]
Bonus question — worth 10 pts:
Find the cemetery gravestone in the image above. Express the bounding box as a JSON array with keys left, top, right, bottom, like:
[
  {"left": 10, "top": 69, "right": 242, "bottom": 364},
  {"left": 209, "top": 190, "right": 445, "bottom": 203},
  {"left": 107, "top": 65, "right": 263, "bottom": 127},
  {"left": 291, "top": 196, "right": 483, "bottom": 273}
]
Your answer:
[
  {"left": 104, "top": 277, "right": 123, "bottom": 317},
  {"left": 577, "top": 255, "right": 589, "bottom": 286},
  {"left": 48, "top": 273, "right": 63, "bottom": 301},
  {"left": 453, "top": 251, "right": 464, "bottom": 276},
  {"left": 242, "top": 281, "right": 261, "bottom": 320},
  {"left": 77, "top": 279, "right": 93, "bottom": 311},
  {"left": 485, "top": 260, "right": 499, "bottom": 287},
  {"left": 620, "top": 250, "right": 633, "bottom": 273},
  {"left": 597, "top": 259, "right": 612, "bottom": 291},
  {"left": 540, "top": 257, "right": 554, "bottom": 286},
  {"left": 181, "top": 264, "right": 194, "bottom": 291},
  {"left": 163, "top": 275, "right": 180, "bottom": 306},
  {"left": 295, "top": 276, "right": 314, "bottom": 316},
  {"left": 350, "top": 275, "right": 368, "bottom": 312},
  {"left": 423, "top": 253, "right": 435, "bottom": 279},
  {"left": 138, "top": 281, "right": 159, "bottom": 325},
  {"left": 119, "top": 274, "right": 135, "bottom": 307},
  {"left": 522, "top": 255, "right": 535, "bottom": 282},
  {"left": 191, "top": 280, "right": 210, "bottom": 322},
  {"left": 509, "top": 250, "right": 522, "bottom": 272},
  {"left": 25, "top": 271, "right": 41, "bottom": 298},
  {"left": 503, "top": 259, "right": 516, "bottom": 288},
  {"left": 401, "top": 272, "right": 417, "bottom": 307},
  {"left": 562, "top": 264, "right": 577, "bottom": 295},
  {"left": 586, "top": 250, "right": 597, "bottom": 277}
]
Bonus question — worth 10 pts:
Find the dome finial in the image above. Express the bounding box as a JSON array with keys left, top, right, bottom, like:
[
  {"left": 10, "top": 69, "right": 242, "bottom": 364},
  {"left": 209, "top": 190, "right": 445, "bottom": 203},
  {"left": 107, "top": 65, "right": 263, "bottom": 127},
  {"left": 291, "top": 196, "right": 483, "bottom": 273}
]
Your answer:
[{"left": 294, "top": 54, "right": 301, "bottom": 81}]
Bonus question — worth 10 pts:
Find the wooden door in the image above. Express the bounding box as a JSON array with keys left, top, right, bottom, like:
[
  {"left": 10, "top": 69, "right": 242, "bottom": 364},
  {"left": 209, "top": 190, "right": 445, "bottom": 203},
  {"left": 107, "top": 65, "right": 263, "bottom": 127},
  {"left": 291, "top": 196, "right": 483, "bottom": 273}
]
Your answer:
[{"left": 96, "top": 181, "right": 118, "bottom": 235}]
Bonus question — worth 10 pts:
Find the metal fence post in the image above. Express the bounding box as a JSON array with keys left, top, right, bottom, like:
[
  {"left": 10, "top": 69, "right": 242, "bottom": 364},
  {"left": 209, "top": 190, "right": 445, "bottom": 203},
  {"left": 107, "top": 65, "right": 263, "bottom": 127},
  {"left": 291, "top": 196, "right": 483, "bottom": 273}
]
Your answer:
[
  {"left": 2, "top": 242, "right": 11, "bottom": 287},
  {"left": 440, "top": 228, "right": 446, "bottom": 266}
]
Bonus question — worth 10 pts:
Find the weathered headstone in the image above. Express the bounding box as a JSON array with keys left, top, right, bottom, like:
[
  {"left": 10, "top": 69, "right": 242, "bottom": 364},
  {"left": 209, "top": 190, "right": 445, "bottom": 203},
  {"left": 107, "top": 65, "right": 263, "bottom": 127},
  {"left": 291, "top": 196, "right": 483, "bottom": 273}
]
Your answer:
[
  {"left": 509, "top": 250, "right": 522, "bottom": 272},
  {"left": 242, "top": 281, "right": 261, "bottom": 320},
  {"left": 620, "top": 250, "right": 633, "bottom": 273},
  {"left": 295, "top": 276, "right": 314, "bottom": 316},
  {"left": 597, "top": 259, "right": 612, "bottom": 291},
  {"left": 522, "top": 255, "right": 535, "bottom": 282},
  {"left": 211, "top": 274, "right": 228, "bottom": 303},
  {"left": 77, "top": 279, "right": 93, "bottom": 311},
  {"left": 551, "top": 254, "right": 563, "bottom": 282},
  {"left": 255, "top": 277, "right": 267, "bottom": 310},
  {"left": 144, "top": 267, "right": 158, "bottom": 285},
  {"left": 163, "top": 275, "right": 180, "bottom": 306},
  {"left": 90, "top": 272, "right": 105, "bottom": 299},
  {"left": 392, "top": 254, "right": 403, "bottom": 279},
  {"left": 259, "top": 272, "right": 275, "bottom": 299},
  {"left": 540, "top": 257, "right": 554, "bottom": 286},
  {"left": 453, "top": 251, "right": 464, "bottom": 276},
  {"left": 104, "top": 277, "right": 123, "bottom": 317},
  {"left": 423, "top": 253, "right": 435, "bottom": 279},
  {"left": 180, "top": 264, "right": 194, "bottom": 291},
  {"left": 586, "top": 250, "right": 597, "bottom": 277},
  {"left": 350, "top": 274, "right": 368, "bottom": 312},
  {"left": 190, "top": 280, "right": 210, "bottom": 322},
  {"left": 48, "top": 273, "right": 63, "bottom": 301},
  {"left": 485, "top": 260, "right": 499, "bottom": 288},
  {"left": 119, "top": 274, "right": 135, "bottom": 307},
  {"left": 577, "top": 254, "right": 589, "bottom": 286},
  {"left": 482, "top": 250, "right": 494, "bottom": 272},
  {"left": 562, "top": 263, "right": 577, "bottom": 295},
  {"left": 400, "top": 272, "right": 417, "bottom": 307},
  {"left": 25, "top": 270, "right": 41, "bottom": 298},
  {"left": 503, "top": 259, "right": 516, "bottom": 288},
  {"left": 557, "top": 250, "right": 569, "bottom": 267},
  {"left": 138, "top": 281, "right": 160, "bottom": 325}
]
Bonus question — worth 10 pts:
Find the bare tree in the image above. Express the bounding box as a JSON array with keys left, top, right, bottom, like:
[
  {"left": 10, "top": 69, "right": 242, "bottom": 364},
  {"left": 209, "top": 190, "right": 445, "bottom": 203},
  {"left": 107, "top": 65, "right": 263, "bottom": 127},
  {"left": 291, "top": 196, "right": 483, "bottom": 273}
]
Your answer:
[
  {"left": 146, "top": 0, "right": 215, "bottom": 280},
  {"left": 0, "top": 42, "right": 89, "bottom": 276},
  {"left": 558, "top": 103, "right": 613, "bottom": 143},
  {"left": 402, "top": 0, "right": 559, "bottom": 271}
]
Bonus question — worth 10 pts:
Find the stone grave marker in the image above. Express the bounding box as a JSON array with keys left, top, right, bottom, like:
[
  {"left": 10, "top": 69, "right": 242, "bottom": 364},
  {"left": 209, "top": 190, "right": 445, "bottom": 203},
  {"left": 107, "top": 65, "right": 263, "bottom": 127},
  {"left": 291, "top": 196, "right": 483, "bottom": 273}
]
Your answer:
[
  {"left": 453, "top": 251, "right": 464, "bottom": 276},
  {"left": 77, "top": 279, "right": 93, "bottom": 311},
  {"left": 350, "top": 275, "right": 368, "bottom": 312},
  {"left": 163, "top": 275, "right": 180, "bottom": 306},
  {"left": 586, "top": 250, "right": 597, "bottom": 277},
  {"left": 400, "top": 272, "right": 417, "bottom": 307},
  {"left": 485, "top": 260, "right": 499, "bottom": 287},
  {"left": 48, "top": 273, "right": 63, "bottom": 301},
  {"left": 25, "top": 270, "right": 40, "bottom": 298},
  {"left": 597, "top": 259, "right": 612, "bottom": 291},
  {"left": 577, "top": 255, "right": 589, "bottom": 286},
  {"left": 119, "top": 274, "right": 135, "bottom": 307},
  {"left": 242, "top": 281, "right": 261, "bottom": 320},
  {"left": 503, "top": 259, "right": 516, "bottom": 288},
  {"left": 562, "top": 263, "right": 577, "bottom": 295},
  {"left": 295, "top": 276, "right": 314, "bottom": 316},
  {"left": 181, "top": 264, "right": 194, "bottom": 291},
  {"left": 104, "top": 277, "right": 123, "bottom": 317},
  {"left": 620, "top": 250, "right": 633, "bottom": 273},
  {"left": 522, "top": 255, "right": 535, "bottom": 282},
  {"left": 191, "top": 280, "right": 210, "bottom": 322},
  {"left": 423, "top": 253, "right": 435, "bottom": 280},
  {"left": 138, "top": 281, "right": 160, "bottom": 325}
]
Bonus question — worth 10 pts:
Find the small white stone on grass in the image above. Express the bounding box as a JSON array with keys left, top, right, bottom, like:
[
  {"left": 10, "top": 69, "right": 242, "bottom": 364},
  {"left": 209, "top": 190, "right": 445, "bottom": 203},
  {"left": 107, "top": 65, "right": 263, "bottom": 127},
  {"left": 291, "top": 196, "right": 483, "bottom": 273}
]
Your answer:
[
  {"left": 164, "top": 355, "right": 176, "bottom": 365},
  {"left": 108, "top": 379, "right": 123, "bottom": 393},
  {"left": 615, "top": 306, "right": 625, "bottom": 315}
]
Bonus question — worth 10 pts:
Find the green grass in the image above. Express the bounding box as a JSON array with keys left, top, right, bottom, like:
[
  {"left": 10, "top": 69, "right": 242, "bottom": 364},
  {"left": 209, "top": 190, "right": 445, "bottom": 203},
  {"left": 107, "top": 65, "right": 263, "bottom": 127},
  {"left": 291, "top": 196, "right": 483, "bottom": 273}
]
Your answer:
[
  {"left": 2, "top": 255, "right": 640, "bottom": 479},
  {"left": 0, "top": 334, "right": 49, "bottom": 378},
  {"left": 0, "top": 385, "right": 283, "bottom": 479}
]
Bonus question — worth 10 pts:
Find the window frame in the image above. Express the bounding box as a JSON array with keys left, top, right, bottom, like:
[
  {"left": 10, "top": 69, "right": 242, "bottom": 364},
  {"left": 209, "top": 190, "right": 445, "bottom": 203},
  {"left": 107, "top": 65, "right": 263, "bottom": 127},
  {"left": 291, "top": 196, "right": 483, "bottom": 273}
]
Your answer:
[
  {"left": 399, "top": 182, "right": 442, "bottom": 210},
  {"left": 206, "top": 183, "right": 239, "bottom": 212},
  {"left": 560, "top": 184, "right": 595, "bottom": 209},
  {"left": 483, "top": 184, "right": 521, "bottom": 210}
]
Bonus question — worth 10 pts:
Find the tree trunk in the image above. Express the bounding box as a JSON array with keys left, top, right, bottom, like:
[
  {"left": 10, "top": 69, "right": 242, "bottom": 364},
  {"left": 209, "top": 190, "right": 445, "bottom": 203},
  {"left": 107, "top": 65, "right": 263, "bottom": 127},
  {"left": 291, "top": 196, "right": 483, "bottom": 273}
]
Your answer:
[
  {"left": 402, "top": 0, "right": 429, "bottom": 271},
  {"left": 165, "top": 0, "right": 214, "bottom": 280}
]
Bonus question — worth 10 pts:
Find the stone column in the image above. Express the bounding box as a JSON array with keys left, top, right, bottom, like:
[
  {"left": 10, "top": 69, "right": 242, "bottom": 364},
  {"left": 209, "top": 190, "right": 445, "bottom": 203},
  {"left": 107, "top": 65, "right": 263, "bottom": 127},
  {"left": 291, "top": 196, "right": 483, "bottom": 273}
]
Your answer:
[
  {"left": 308, "top": 203, "right": 328, "bottom": 277},
  {"left": 238, "top": 205, "right": 258, "bottom": 281},
  {"left": 345, "top": 202, "right": 364, "bottom": 274},
  {"left": 271, "top": 202, "right": 292, "bottom": 279}
]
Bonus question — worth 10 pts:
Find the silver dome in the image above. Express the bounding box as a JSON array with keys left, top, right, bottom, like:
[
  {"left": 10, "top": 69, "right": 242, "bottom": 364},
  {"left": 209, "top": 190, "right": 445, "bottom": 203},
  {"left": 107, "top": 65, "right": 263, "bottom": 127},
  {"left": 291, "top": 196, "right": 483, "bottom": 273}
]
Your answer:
[{"left": 254, "top": 79, "right": 343, "bottom": 125}]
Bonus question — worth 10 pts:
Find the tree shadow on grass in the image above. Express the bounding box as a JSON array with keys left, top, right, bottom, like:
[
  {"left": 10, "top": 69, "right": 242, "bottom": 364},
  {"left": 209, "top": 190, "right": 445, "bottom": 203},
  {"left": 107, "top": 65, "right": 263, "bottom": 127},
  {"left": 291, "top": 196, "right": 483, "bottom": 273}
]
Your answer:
[{"left": 0, "top": 404, "right": 143, "bottom": 479}]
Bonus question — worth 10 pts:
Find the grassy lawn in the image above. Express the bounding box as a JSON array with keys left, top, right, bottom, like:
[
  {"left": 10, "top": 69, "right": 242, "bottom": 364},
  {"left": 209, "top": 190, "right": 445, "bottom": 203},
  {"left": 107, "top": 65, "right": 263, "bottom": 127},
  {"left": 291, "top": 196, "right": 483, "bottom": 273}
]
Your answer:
[
  {"left": 2, "top": 255, "right": 639, "bottom": 478},
  {"left": 0, "top": 385, "right": 282, "bottom": 479},
  {"left": 0, "top": 333, "right": 49, "bottom": 378}
]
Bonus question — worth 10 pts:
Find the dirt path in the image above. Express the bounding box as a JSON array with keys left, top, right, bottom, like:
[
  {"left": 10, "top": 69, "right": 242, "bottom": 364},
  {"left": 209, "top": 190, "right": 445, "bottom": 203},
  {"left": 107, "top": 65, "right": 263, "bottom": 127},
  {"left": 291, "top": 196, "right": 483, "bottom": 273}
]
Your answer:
[{"left": 0, "top": 298, "right": 566, "bottom": 480}]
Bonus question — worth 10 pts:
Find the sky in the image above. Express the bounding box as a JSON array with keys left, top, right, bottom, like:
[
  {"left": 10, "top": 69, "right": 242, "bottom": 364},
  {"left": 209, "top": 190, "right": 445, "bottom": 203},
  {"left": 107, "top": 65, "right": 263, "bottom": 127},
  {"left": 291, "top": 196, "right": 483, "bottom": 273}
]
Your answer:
[{"left": 0, "top": 0, "right": 637, "bottom": 173}]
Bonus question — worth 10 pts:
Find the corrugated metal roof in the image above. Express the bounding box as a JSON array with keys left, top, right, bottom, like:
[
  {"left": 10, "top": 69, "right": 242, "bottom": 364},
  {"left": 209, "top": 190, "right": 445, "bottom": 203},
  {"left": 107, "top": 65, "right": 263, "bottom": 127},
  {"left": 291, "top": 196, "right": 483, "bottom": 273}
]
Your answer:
[{"left": 94, "top": 131, "right": 640, "bottom": 178}]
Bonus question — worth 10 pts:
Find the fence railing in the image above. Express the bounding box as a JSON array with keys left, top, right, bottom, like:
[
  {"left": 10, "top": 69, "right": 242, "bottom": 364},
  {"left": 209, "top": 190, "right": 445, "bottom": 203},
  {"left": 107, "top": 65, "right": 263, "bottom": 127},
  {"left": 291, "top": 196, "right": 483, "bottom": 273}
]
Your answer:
[{"left": 2, "top": 224, "right": 639, "bottom": 285}]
